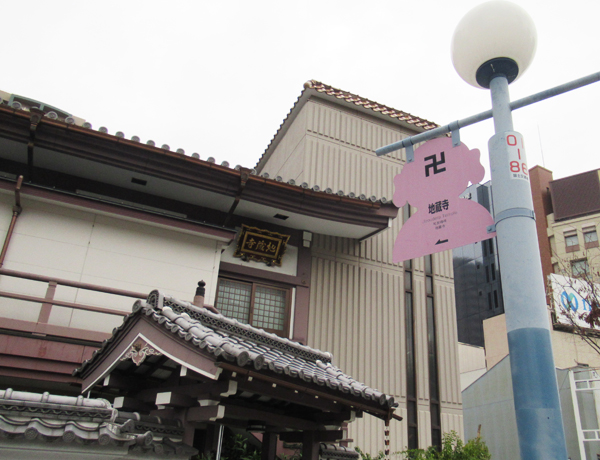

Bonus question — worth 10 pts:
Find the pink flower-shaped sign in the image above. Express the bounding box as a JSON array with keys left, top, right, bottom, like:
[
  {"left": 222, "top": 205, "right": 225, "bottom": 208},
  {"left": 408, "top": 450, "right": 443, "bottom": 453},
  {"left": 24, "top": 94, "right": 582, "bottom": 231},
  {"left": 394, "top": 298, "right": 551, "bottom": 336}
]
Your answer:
[{"left": 393, "top": 137, "right": 496, "bottom": 263}]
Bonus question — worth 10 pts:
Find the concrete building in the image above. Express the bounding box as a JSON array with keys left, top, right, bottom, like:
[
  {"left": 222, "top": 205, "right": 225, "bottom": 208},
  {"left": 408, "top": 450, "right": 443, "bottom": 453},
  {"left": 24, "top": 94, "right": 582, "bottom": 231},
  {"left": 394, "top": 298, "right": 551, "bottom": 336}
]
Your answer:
[
  {"left": 463, "top": 358, "right": 600, "bottom": 460},
  {"left": 462, "top": 166, "right": 600, "bottom": 459},
  {"left": 0, "top": 82, "right": 462, "bottom": 457},
  {"left": 452, "top": 182, "right": 503, "bottom": 347}
]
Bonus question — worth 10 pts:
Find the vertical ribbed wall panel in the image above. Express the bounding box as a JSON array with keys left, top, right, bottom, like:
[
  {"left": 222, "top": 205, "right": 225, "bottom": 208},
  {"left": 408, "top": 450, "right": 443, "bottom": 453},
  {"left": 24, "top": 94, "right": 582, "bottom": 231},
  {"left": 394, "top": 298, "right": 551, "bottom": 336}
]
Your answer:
[
  {"left": 263, "top": 96, "right": 464, "bottom": 451},
  {"left": 308, "top": 258, "right": 406, "bottom": 391},
  {"left": 304, "top": 137, "right": 403, "bottom": 199},
  {"left": 413, "top": 277, "right": 430, "bottom": 404},
  {"left": 435, "top": 281, "right": 461, "bottom": 406},
  {"left": 263, "top": 99, "right": 422, "bottom": 190},
  {"left": 311, "top": 222, "right": 403, "bottom": 269},
  {"left": 345, "top": 408, "right": 413, "bottom": 455},
  {"left": 418, "top": 408, "right": 432, "bottom": 448},
  {"left": 433, "top": 250, "right": 454, "bottom": 280},
  {"left": 308, "top": 253, "right": 409, "bottom": 451},
  {"left": 441, "top": 412, "right": 464, "bottom": 439}
]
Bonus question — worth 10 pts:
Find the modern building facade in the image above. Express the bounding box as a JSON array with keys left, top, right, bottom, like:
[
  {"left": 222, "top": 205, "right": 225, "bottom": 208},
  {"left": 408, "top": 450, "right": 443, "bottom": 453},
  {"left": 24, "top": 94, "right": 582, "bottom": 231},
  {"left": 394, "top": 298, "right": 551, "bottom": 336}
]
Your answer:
[
  {"left": 0, "top": 82, "right": 463, "bottom": 457},
  {"left": 452, "top": 182, "right": 503, "bottom": 347}
]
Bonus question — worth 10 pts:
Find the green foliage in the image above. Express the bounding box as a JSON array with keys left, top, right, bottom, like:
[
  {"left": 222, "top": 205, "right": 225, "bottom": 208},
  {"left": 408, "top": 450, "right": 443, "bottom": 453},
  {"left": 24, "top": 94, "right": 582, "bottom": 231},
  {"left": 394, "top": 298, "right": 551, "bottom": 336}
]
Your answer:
[
  {"left": 222, "top": 434, "right": 261, "bottom": 460},
  {"left": 279, "top": 445, "right": 302, "bottom": 460},
  {"left": 355, "top": 446, "right": 387, "bottom": 460},
  {"left": 398, "top": 431, "right": 491, "bottom": 460},
  {"left": 193, "top": 432, "right": 261, "bottom": 460}
]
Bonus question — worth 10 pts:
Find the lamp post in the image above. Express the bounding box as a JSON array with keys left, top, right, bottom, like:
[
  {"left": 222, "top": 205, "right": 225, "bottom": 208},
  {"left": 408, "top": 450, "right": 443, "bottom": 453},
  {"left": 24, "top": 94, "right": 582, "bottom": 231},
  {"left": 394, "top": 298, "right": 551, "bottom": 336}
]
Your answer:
[
  {"left": 451, "top": 2, "right": 567, "bottom": 459},
  {"left": 375, "top": 1, "right": 600, "bottom": 457}
]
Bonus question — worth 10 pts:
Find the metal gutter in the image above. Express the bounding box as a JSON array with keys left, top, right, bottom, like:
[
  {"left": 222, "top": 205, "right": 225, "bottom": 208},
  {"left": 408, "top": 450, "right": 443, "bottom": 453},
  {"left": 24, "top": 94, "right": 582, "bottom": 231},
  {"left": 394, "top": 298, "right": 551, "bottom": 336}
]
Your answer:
[{"left": 0, "top": 176, "right": 23, "bottom": 267}]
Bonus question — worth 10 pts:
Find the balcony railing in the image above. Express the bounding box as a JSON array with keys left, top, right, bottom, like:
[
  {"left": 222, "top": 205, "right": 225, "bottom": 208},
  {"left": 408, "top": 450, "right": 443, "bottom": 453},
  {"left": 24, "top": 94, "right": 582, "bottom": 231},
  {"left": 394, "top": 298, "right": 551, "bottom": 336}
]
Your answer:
[{"left": 0, "top": 268, "right": 146, "bottom": 343}]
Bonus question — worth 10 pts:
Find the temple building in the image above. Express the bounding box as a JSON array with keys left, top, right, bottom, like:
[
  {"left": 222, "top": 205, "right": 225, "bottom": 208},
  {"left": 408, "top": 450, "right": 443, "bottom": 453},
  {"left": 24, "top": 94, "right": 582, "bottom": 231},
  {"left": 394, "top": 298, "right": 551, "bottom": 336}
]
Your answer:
[{"left": 0, "top": 82, "right": 461, "bottom": 457}]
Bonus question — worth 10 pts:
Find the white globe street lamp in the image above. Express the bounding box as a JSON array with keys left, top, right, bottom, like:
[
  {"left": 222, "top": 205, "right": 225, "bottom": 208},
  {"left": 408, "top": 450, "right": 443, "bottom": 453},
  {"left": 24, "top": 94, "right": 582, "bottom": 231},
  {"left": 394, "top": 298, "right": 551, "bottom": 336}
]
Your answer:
[
  {"left": 376, "top": 3, "right": 600, "bottom": 456},
  {"left": 451, "top": 0, "right": 537, "bottom": 89},
  {"left": 451, "top": 2, "right": 567, "bottom": 460}
]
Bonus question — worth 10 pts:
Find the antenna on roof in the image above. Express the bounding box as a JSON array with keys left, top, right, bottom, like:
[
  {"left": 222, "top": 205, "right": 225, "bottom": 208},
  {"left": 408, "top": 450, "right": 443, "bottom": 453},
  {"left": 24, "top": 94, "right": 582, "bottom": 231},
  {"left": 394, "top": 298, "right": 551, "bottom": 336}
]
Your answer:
[{"left": 537, "top": 125, "right": 546, "bottom": 168}]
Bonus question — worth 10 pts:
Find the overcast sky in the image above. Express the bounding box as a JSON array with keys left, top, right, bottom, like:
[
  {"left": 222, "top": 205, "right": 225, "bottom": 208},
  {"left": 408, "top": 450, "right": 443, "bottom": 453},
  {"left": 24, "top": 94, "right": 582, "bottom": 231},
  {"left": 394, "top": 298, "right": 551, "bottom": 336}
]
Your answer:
[{"left": 2, "top": 1, "right": 598, "bottom": 183}]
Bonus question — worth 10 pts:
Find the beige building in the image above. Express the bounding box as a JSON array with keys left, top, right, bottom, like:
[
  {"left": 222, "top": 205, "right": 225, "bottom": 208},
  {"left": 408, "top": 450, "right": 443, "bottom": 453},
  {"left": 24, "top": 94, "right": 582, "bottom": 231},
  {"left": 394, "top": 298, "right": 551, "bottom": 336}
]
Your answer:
[{"left": 256, "top": 81, "right": 462, "bottom": 452}]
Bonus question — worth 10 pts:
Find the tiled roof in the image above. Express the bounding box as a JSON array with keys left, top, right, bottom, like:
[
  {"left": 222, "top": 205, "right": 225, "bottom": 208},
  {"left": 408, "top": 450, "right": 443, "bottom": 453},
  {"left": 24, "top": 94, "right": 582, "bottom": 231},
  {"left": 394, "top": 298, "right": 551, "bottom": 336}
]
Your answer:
[
  {"left": 0, "top": 96, "right": 394, "bottom": 205},
  {"left": 0, "top": 388, "right": 196, "bottom": 458},
  {"left": 304, "top": 80, "right": 438, "bottom": 130},
  {"left": 550, "top": 168, "right": 600, "bottom": 221},
  {"left": 256, "top": 80, "right": 438, "bottom": 171},
  {"left": 76, "top": 291, "right": 397, "bottom": 410},
  {"left": 320, "top": 443, "right": 360, "bottom": 460}
]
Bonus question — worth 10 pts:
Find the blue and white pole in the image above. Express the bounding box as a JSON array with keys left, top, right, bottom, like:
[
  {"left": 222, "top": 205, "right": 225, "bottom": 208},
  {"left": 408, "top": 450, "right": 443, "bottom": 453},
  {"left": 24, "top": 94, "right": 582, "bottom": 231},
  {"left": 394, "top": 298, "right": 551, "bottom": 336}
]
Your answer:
[
  {"left": 451, "top": 2, "right": 567, "bottom": 458},
  {"left": 376, "top": 2, "right": 598, "bottom": 456},
  {"left": 487, "top": 72, "right": 568, "bottom": 460}
]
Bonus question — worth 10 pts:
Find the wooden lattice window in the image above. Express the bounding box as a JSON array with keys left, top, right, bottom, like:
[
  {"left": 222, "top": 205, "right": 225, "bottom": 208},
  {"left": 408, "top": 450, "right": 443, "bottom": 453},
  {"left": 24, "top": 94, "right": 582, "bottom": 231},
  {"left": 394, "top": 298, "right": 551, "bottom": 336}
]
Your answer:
[{"left": 215, "top": 278, "right": 290, "bottom": 335}]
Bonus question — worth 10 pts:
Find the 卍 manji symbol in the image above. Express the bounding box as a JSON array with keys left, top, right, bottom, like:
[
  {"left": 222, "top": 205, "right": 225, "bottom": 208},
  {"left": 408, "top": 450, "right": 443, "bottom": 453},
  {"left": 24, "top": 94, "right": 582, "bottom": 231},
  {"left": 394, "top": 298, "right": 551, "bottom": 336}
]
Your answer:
[
  {"left": 424, "top": 151, "right": 447, "bottom": 177},
  {"left": 391, "top": 137, "right": 496, "bottom": 263}
]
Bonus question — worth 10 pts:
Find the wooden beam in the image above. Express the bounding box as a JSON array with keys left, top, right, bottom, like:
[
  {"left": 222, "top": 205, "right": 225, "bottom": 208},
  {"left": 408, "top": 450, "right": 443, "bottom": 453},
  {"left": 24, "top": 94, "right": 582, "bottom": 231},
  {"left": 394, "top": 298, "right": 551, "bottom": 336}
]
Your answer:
[
  {"left": 113, "top": 396, "right": 153, "bottom": 412},
  {"left": 236, "top": 377, "right": 341, "bottom": 413},
  {"left": 187, "top": 405, "right": 225, "bottom": 422},
  {"left": 220, "top": 403, "right": 323, "bottom": 431},
  {"left": 218, "top": 362, "right": 397, "bottom": 421},
  {"left": 103, "top": 373, "right": 144, "bottom": 390},
  {"left": 261, "top": 432, "right": 278, "bottom": 460},
  {"left": 279, "top": 430, "right": 345, "bottom": 443},
  {"left": 135, "top": 380, "right": 233, "bottom": 402},
  {"left": 156, "top": 391, "right": 198, "bottom": 408},
  {"left": 302, "top": 431, "right": 320, "bottom": 460},
  {"left": 312, "top": 410, "right": 355, "bottom": 424}
]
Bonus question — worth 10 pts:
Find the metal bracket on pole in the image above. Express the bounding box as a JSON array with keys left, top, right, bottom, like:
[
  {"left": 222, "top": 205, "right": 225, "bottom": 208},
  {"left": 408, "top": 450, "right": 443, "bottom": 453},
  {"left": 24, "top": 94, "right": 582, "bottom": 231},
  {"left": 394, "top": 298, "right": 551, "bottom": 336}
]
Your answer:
[
  {"left": 487, "top": 207, "right": 536, "bottom": 232},
  {"left": 406, "top": 143, "right": 414, "bottom": 163},
  {"left": 376, "top": 70, "right": 600, "bottom": 157},
  {"left": 451, "top": 129, "right": 461, "bottom": 147}
]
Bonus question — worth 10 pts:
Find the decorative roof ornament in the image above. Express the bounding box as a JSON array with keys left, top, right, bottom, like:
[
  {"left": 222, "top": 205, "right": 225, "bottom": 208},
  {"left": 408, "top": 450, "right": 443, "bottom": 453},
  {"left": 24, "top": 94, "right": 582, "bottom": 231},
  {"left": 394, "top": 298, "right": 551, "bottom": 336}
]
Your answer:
[{"left": 120, "top": 338, "right": 162, "bottom": 366}]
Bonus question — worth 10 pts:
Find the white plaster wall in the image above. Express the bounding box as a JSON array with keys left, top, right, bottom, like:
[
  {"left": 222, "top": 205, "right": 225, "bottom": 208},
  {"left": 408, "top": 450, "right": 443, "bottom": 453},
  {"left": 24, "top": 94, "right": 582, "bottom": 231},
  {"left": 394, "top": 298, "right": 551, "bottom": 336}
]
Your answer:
[
  {"left": 482, "top": 314, "right": 510, "bottom": 369},
  {"left": 0, "top": 191, "right": 223, "bottom": 333},
  {"left": 458, "top": 343, "right": 487, "bottom": 391},
  {"left": 483, "top": 312, "right": 600, "bottom": 370},
  {"left": 462, "top": 356, "right": 520, "bottom": 460}
]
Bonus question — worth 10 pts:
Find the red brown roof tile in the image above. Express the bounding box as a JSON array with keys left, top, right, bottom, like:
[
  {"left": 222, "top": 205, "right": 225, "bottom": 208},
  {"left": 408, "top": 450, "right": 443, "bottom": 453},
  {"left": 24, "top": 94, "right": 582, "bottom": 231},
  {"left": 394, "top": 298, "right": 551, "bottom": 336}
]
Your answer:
[{"left": 304, "top": 80, "right": 438, "bottom": 129}]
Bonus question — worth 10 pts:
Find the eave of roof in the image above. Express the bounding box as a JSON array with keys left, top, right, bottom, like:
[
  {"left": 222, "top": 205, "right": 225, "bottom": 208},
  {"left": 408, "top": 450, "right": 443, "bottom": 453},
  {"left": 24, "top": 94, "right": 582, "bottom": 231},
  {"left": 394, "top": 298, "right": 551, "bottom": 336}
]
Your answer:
[
  {"left": 255, "top": 80, "right": 439, "bottom": 173},
  {"left": 0, "top": 105, "right": 397, "bottom": 239},
  {"left": 0, "top": 388, "right": 196, "bottom": 458},
  {"left": 75, "top": 291, "right": 398, "bottom": 419}
]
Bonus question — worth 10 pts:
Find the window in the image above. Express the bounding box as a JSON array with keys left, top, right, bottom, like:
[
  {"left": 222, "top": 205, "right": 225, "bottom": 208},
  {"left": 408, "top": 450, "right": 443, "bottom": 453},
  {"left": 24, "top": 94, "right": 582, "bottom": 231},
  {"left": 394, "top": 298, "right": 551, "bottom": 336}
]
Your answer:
[
  {"left": 403, "top": 203, "right": 418, "bottom": 450},
  {"left": 584, "top": 229, "right": 599, "bottom": 249},
  {"left": 565, "top": 232, "right": 579, "bottom": 253},
  {"left": 572, "top": 259, "right": 589, "bottom": 277},
  {"left": 215, "top": 278, "right": 290, "bottom": 335},
  {"left": 425, "top": 255, "right": 441, "bottom": 450}
]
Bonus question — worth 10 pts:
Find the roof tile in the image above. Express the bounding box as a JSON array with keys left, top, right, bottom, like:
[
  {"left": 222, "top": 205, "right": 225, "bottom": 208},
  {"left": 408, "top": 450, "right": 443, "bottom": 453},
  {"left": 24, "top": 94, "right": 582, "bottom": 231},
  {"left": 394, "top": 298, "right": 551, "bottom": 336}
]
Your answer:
[{"left": 75, "top": 291, "right": 397, "bottom": 410}]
